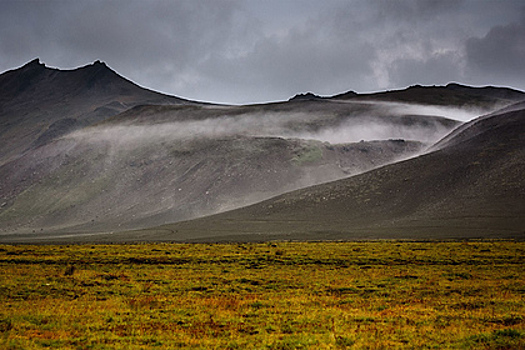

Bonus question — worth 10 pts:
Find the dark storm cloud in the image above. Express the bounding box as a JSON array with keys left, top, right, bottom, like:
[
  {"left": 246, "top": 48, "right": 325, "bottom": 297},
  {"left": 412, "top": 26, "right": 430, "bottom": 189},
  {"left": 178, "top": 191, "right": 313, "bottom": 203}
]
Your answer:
[
  {"left": 0, "top": 0, "right": 524, "bottom": 104},
  {"left": 196, "top": 13, "right": 378, "bottom": 102},
  {"left": 389, "top": 51, "right": 463, "bottom": 88},
  {"left": 0, "top": 0, "right": 248, "bottom": 96},
  {"left": 465, "top": 10, "right": 525, "bottom": 88}
]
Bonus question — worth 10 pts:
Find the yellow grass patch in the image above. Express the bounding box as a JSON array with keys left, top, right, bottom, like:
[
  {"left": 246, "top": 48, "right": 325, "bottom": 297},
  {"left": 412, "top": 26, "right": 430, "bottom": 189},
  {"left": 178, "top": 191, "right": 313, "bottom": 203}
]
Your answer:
[{"left": 0, "top": 241, "right": 523, "bottom": 349}]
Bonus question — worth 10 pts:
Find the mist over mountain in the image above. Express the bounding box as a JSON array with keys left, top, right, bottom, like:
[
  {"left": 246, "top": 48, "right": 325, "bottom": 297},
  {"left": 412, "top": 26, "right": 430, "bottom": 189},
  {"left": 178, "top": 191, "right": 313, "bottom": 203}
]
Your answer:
[
  {"left": 112, "top": 101, "right": 525, "bottom": 243},
  {"left": 0, "top": 59, "right": 193, "bottom": 164},
  {"left": 0, "top": 59, "right": 524, "bottom": 243}
]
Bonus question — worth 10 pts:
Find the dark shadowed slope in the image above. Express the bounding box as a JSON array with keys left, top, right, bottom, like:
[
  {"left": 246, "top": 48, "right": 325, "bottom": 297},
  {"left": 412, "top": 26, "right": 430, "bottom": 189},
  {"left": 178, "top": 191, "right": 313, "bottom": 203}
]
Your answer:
[
  {"left": 333, "top": 83, "right": 525, "bottom": 109},
  {"left": 430, "top": 101, "right": 525, "bottom": 152},
  {"left": 107, "top": 103, "right": 525, "bottom": 243},
  {"left": 0, "top": 59, "right": 194, "bottom": 164}
]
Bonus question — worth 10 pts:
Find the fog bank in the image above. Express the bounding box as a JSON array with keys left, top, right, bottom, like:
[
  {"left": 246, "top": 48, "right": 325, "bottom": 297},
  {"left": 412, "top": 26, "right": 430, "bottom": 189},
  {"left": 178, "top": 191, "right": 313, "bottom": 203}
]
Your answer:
[{"left": 68, "top": 101, "right": 467, "bottom": 146}]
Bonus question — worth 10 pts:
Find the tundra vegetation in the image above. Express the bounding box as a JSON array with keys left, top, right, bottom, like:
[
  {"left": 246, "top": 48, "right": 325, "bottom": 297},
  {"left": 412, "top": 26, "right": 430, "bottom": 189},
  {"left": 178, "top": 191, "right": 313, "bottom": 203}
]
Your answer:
[{"left": 0, "top": 241, "right": 523, "bottom": 349}]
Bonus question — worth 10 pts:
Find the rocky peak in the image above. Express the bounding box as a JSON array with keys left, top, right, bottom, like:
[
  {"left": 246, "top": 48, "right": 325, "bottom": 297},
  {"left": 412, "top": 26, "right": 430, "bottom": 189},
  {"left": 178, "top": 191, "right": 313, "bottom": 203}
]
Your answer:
[
  {"left": 23, "top": 58, "right": 46, "bottom": 69},
  {"left": 289, "top": 92, "right": 323, "bottom": 101}
]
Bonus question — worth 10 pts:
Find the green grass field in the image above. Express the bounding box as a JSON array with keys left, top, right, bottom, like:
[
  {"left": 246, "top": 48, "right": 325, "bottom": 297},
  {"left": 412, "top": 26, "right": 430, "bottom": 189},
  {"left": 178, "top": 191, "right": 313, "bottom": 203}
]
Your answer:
[{"left": 0, "top": 241, "right": 523, "bottom": 349}]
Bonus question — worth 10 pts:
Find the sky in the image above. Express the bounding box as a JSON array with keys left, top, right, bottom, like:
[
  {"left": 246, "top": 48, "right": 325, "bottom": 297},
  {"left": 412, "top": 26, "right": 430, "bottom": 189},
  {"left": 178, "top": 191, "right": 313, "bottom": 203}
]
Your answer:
[{"left": 1, "top": 0, "right": 524, "bottom": 105}]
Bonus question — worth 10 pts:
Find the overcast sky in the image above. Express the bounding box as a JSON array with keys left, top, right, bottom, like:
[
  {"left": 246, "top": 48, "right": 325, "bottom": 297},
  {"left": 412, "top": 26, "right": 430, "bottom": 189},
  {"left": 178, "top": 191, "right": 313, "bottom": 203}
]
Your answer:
[{"left": 1, "top": 0, "right": 524, "bottom": 104}]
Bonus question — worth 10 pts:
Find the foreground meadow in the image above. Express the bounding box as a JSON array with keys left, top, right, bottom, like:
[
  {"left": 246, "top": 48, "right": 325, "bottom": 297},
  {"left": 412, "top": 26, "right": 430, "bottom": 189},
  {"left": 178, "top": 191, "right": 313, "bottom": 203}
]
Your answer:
[{"left": 0, "top": 241, "right": 523, "bottom": 349}]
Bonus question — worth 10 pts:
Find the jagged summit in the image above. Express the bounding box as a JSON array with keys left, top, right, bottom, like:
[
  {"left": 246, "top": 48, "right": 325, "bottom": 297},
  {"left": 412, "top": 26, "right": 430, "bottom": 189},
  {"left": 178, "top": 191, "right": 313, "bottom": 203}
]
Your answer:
[
  {"left": 17, "top": 58, "right": 107, "bottom": 71},
  {"left": 0, "top": 58, "right": 190, "bottom": 102},
  {"left": 0, "top": 58, "right": 122, "bottom": 102},
  {"left": 4, "top": 59, "right": 123, "bottom": 88},
  {"left": 288, "top": 92, "right": 324, "bottom": 101},
  {"left": 23, "top": 58, "right": 45, "bottom": 68},
  {"left": 0, "top": 59, "right": 195, "bottom": 163}
]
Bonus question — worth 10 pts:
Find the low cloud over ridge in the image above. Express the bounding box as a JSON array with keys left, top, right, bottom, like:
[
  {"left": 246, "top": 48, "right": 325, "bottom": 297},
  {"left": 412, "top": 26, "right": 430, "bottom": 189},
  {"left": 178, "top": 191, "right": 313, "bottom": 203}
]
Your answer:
[{"left": 68, "top": 101, "right": 469, "bottom": 148}]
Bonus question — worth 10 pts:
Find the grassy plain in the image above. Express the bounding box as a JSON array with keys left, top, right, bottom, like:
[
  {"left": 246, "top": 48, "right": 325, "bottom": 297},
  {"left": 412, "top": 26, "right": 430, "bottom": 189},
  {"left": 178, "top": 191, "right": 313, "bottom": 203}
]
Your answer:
[{"left": 0, "top": 241, "right": 523, "bottom": 349}]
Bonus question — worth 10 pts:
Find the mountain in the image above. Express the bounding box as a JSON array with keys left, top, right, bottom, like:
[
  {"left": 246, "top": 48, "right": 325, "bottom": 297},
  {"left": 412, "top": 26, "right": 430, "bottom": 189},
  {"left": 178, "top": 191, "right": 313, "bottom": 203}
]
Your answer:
[
  {"left": 0, "top": 59, "right": 193, "bottom": 164},
  {"left": 332, "top": 83, "right": 525, "bottom": 109},
  {"left": 103, "top": 102, "right": 525, "bottom": 243},
  {"left": 0, "top": 59, "right": 524, "bottom": 243}
]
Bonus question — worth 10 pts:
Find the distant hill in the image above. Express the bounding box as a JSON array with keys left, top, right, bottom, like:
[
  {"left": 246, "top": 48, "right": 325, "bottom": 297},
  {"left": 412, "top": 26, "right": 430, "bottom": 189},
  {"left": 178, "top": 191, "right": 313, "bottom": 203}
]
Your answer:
[
  {"left": 112, "top": 102, "right": 525, "bottom": 243},
  {"left": 332, "top": 83, "right": 525, "bottom": 109}
]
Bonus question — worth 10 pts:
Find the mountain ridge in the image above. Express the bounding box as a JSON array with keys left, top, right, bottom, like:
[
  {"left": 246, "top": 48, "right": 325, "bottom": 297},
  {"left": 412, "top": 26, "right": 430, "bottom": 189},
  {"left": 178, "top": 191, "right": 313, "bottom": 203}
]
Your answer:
[
  {"left": 4, "top": 59, "right": 524, "bottom": 109},
  {"left": 329, "top": 83, "right": 525, "bottom": 110},
  {"left": 1, "top": 59, "right": 524, "bottom": 243}
]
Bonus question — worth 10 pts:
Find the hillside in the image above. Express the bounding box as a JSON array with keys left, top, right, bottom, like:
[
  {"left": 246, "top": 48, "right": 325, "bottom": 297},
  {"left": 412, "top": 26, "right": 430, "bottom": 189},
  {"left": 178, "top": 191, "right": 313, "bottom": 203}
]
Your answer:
[
  {"left": 106, "top": 102, "right": 525, "bottom": 243},
  {"left": 0, "top": 134, "right": 424, "bottom": 237}
]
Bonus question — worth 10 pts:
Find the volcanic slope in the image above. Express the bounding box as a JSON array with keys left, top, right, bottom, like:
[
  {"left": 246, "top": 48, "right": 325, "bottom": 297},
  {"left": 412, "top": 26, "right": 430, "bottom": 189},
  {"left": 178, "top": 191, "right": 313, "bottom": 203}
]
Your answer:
[
  {"left": 0, "top": 134, "right": 425, "bottom": 238},
  {"left": 114, "top": 102, "right": 525, "bottom": 243},
  {"left": 1, "top": 60, "right": 524, "bottom": 243},
  {"left": 0, "top": 59, "right": 194, "bottom": 164}
]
